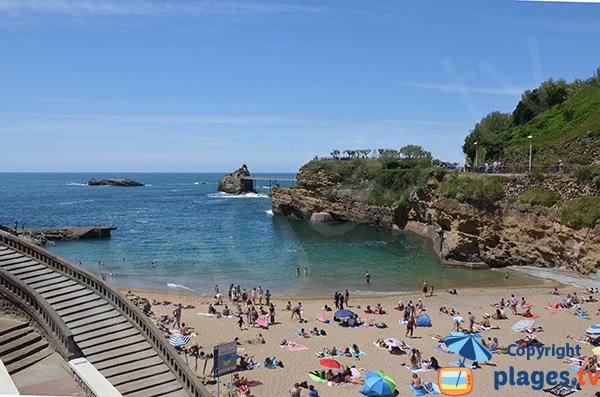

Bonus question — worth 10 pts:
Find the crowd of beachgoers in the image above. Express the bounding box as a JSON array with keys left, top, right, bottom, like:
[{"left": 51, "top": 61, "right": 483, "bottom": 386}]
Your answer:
[{"left": 123, "top": 281, "right": 600, "bottom": 397}]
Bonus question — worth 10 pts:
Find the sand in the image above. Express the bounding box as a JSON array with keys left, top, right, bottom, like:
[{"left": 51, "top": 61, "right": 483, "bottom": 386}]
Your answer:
[{"left": 119, "top": 284, "right": 600, "bottom": 397}]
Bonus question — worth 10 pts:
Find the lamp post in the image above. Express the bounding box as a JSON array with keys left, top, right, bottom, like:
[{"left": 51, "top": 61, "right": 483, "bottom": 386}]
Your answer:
[
  {"left": 528, "top": 135, "right": 533, "bottom": 173},
  {"left": 474, "top": 141, "right": 478, "bottom": 171}
]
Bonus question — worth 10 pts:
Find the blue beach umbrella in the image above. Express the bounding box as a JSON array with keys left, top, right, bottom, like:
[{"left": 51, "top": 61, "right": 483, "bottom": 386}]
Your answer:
[
  {"left": 169, "top": 335, "right": 190, "bottom": 347},
  {"left": 335, "top": 309, "right": 355, "bottom": 318},
  {"left": 359, "top": 371, "right": 396, "bottom": 396},
  {"left": 443, "top": 333, "right": 492, "bottom": 364},
  {"left": 586, "top": 324, "right": 600, "bottom": 338}
]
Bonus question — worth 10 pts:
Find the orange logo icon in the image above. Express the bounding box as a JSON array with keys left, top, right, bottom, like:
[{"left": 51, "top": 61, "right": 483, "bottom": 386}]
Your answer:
[{"left": 438, "top": 367, "right": 473, "bottom": 396}]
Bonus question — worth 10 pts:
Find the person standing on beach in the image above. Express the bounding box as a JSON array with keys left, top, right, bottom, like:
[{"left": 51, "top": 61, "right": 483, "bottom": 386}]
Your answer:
[
  {"left": 291, "top": 302, "right": 303, "bottom": 322},
  {"left": 344, "top": 289, "right": 350, "bottom": 307},
  {"left": 406, "top": 315, "right": 415, "bottom": 338},
  {"left": 337, "top": 293, "right": 344, "bottom": 310},
  {"left": 265, "top": 289, "right": 271, "bottom": 305},
  {"left": 173, "top": 304, "right": 182, "bottom": 329},
  {"left": 365, "top": 271, "right": 371, "bottom": 284},
  {"left": 258, "top": 286, "right": 264, "bottom": 305},
  {"left": 422, "top": 280, "right": 428, "bottom": 295},
  {"left": 468, "top": 312, "right": 475, "bottom": 333},
  {"left": 334, "top": 292, "right": 340, "bottom": 310}
]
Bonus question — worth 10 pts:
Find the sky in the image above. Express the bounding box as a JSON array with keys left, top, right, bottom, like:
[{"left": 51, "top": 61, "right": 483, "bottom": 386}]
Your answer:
[{"left": 0, "top": 0, "right": 599, "bottom": 172}]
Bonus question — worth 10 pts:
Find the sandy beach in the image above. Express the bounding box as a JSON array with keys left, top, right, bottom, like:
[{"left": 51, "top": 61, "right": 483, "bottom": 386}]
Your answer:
[{"left": 118, "top": 282, "right": 600, "bottom": 397}]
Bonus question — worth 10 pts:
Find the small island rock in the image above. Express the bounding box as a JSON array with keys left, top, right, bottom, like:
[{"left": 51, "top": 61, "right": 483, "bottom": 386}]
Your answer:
[
  {"left": 217, "top": 164, "right": 256, "bottom": 195},
  {"left": 88, "top": 178, "right": 144, "bottom": 187}
]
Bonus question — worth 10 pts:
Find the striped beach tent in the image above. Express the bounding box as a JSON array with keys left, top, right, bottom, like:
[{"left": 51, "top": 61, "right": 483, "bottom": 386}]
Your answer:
[
  {"left": 586, "top": 324, "right": 600, "bottom": 338},
  {"left": 169, "top": 335, "right": 190, "bottom": 347}
]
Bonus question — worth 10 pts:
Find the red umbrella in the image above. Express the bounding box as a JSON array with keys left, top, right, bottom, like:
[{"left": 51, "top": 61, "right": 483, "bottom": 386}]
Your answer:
[{"left": 319, "top": 358, "right": 341, "bottom": 369}]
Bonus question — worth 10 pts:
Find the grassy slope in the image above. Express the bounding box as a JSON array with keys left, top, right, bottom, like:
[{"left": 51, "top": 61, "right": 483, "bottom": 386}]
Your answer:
[{"left": 503, "top": 86, "right": 600, "bottom": 165}]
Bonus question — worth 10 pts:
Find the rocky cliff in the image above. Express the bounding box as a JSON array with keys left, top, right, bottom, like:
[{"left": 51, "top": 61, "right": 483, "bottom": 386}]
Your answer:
[
  {"left": 217, "top": 164, "right": 256, "bottom": 195},
  {"left": 272, "top": 163, "right": 600, "bottom": 275}
]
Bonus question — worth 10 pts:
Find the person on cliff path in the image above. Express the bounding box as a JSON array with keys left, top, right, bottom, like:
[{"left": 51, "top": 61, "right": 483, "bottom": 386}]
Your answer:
[{"left": 365, "top": 271, "right": 371, "bottom": 284}]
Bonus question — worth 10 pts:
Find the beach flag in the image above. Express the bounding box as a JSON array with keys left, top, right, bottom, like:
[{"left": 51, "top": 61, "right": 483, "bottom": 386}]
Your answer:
[{"left": 438, "top": 367, "right": 473, "bottom": 396}]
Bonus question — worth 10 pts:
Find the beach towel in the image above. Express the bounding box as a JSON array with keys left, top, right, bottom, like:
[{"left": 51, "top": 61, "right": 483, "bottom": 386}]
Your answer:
[
  {"left": 405, "top": 366, "right": 433, "bottom": 373},
  {"left": 308, "top": 373, "right": 327, "bottom": 383},
  {"left": 281, "top": 341, "right": 309, "bottom": 352},
  {"left": 545, "top": 305, "right": 564, "bottom": 312},
  {"left": 543, "top": 384, "right": 578, "bottom": 396},
  {"left": 408, "top": 383, "right": 441, "bottom": 396},
  {"left": 399, "top": 319, "right": 408, "bottom": 325}
]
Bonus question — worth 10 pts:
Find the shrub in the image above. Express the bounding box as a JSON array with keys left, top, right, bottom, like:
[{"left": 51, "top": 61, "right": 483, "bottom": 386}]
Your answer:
[
  {"left": 440, "top": 175, "right": 506, "bottom": 206},
  {"left": 520, "top": 187, "right": 561, "bottom": 207},
  {"left": 561, "top": 196, "right": 600, "bottom": 229},
  {"left": 574, "top": 165, "right": 600, "bottom": 187}
]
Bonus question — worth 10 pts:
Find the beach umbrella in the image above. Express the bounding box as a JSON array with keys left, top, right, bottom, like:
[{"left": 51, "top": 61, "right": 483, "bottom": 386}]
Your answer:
[
  {"left": 335, "top": 309, "right": 354, "bottom": 318},
  {"left": 384, "top": 338, "right": 402, "bottom": 347},
  {"left": 359, "top": 371, "right": 396, "bottom": 396},
  {"left": 319, "top": 358, "right": 341, "bottom": 369},
  {"left": 512, "top": 319, "right": 536, "bottom": 332},
  {"left": 169, "top": 335, "right": 190, "bottom": 347},
  {"left": 443, "top": 333, "right": 492, "bottom": 363},
  {"left": 586, "top": 324, "right": 600, "bottom": 338},
  {"left": 592, "top": 346, "right": 600, "bottom": 356}
]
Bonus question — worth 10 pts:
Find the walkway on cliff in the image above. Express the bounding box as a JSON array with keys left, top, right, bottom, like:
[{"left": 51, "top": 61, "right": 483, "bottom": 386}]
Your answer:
[{"left": 0, "top": 232, "right": 210, "bottom": 397}]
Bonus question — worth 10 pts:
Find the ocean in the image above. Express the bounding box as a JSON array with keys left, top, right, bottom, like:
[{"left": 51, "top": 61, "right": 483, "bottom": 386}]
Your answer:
[{"left": 0, "top": 173, "right": 536, "bottom": 296}]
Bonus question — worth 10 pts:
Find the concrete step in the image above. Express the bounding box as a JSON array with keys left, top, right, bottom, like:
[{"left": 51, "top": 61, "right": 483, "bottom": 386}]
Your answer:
[
  {"left": 117, "top": 373, "right": 178, "bottom": 396},
  {"left": 0, "top": 252, "right": 23, "bottom": 261},
  {"left": 0, "top": 337, "right": 49, "bottom": 367},
  {"left": 7, "top": 263, "right": 46, "bottom": 274},
  {"left": 39, "top": 283, "right": 86, "bottom": 300},
  {"left": 0, "top": 322, "right": 28, "bottom": 338},
  {"left": 5, "top": 346, "right": 53, "bottom": 375},
  {"left": 27, "top": 274, "right": 70, "bottom": 288},
  {"left": 46, "top": 289, "right": 95, "bottom": 305},
  {"left": 57, "top": 299, "right": 111, "bottom": 318},
  {"left": 80, "top": 334, "right": 146, "bottom": 357},
  {"left": 51, "top": 294, "right": 102, "bottom": 312},
  {"left": 67, "top": 310, "right": 122, "bottom": 330},
  {"left": 73, "top": 322, "right": 135, "bottom": 343},
  {"left": 0, "top": 330, "right": 42, "bottom": 356},
  {"left": 100, "top": 355, "right": 165, "bottom": 378},
  {"left": 92, "top": 347, "right": 157, "bottom": 370},
  {"left": 105, "top": 362, "right": 169, "bottom": 387},
  {"left": 70, "top": 315, "right": 129, "bottom": 336},
  {"left": 62, "top": 303, "right": 114, "bottom": 324},
  {"left": 24, "top": 273, "right": 66, "bottom": 286},
  {"left": 157, "top": 389, "right": 190, "bottom": 397},
  {"left": 35, "top": 279, "right": 78, "bottom": 294},
  {"left": 14, "top": 268, "right": 55, "bottom": 280},
  {"left": 1, "top": 259, "right": 40, "bottom": 270},
  {"left": 76, "top": 327, "right": 139, "bottom": 350},
  {"left": 85, "top": 340, "right": 153, "bottom": 364}
]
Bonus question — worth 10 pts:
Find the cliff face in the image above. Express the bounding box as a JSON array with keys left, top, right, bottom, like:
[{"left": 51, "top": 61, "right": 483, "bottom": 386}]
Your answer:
[
  {"left": 217, "top": 165, "right": 256, "bottom": 195},
  {"left": 272, "top": 167, "right": 600, "bottom": 275}
]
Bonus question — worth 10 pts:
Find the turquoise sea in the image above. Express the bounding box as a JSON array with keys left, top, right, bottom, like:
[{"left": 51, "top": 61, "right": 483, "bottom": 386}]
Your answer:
[{"left": 0, "top": 173, "right": 535, "bottom": 296}]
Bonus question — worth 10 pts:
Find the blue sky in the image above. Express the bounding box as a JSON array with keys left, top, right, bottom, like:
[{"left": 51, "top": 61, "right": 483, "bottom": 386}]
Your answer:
[{"left": 0, "top": 0, "right": 599, "bottom": 172}]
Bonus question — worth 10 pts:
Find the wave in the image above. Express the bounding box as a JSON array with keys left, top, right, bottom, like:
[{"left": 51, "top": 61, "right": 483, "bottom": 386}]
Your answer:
[
  {"left": 194, "top": 182, "right": 211, "bottom": 185},
  {"left": 207, "top": 192, "right": 269, "bottom": 199},
  {"left": 65, "top": 182, "right": 87, "bottom": 186},
  {"left": 166, "top": 283, "right": 195, "bottom": 291},
  {"left": 57, "top": 199, "right": 95, "bottom": 206},
  {"left": 265, "top": 209, "right": 274, "bottom": 216},
  {"left": 508, "top": 265, "right": 600, "bottom": 289}
]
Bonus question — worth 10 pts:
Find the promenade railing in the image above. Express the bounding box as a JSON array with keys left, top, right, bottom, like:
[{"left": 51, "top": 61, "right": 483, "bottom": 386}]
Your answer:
[{"left": 0, "top": 230, "right": 212, "bottom": 397}]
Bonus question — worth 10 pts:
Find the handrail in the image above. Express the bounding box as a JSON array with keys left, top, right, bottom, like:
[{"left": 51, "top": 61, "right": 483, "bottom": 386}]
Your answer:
[
  {"left": 0, "top": 266, "right": 83, "bottom": 361},
  {"left": 0, "top": 230, "right": 211, "bottom": 397}
]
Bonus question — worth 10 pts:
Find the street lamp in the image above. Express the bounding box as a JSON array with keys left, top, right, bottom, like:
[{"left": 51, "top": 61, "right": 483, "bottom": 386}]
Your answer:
[
  {"left": 528, "top": 135, "right": 533, "bottom": 173},
  {"left": 474, "top": 141, "right": 478, "bottom": 170}
]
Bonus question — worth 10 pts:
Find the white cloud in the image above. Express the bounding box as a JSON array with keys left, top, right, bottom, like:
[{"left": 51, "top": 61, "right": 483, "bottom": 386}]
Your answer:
[
  {"left": 0, "top": 0, "right": 328, "bottom": 17},
  {"left": 399, "top": 81, "right": 526, "bottom": 96}
]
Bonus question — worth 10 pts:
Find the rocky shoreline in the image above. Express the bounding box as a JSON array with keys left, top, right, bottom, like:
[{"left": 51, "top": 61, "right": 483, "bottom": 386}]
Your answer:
[{"left": 272, "top": 167, "right": 600, "bottom": 275}]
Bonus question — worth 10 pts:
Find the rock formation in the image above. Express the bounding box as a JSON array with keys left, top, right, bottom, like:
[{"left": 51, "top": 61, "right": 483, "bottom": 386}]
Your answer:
[
  {"left": 217, "top": 164, "right": 256, "bottom": 195},
  {"left": 88, "top": 178, "right": 144, "bottom": 187},
  {"left": 272, "top": 164, "right": 600, "bottom": 275}
]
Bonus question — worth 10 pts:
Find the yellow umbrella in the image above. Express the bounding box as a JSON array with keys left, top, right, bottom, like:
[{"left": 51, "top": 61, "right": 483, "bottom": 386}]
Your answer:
[{"left": 592, "top": 346, "right": 600, "bottom": 356}]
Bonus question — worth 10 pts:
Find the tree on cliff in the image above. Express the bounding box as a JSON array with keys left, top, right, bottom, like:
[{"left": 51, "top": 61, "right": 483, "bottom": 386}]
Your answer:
[
  {"left": 330, "top": 149, "right": 341, "bottom": 159},
  {"left": 399, "top": 145, "right": 432, "bottom": 162},
  {"left": 463, "top": 111, "right": 512, "bottom": 164},
  {"left": 513, "top": 78, "right": 569, "bottom": 126}
]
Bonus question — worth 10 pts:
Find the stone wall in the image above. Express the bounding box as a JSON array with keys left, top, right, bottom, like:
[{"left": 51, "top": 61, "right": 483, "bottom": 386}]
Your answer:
[{"left": 505, "top": 175, "right": 600, "bottom": 201}]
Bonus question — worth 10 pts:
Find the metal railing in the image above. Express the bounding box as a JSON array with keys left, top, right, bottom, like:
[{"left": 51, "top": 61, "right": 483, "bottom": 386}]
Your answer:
[
  {"left": 0, "top": 230, "right": 211, "bottom": 397},
  {"left": 0, "top": 266, "right": 82, "bottom": 361}
]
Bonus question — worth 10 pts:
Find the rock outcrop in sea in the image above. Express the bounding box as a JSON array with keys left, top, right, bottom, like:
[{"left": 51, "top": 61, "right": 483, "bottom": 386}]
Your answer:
[
  {"left": 218, "top": 164, "right": 256, "bottom": 195},
  {"left": 272, "top": 162, "right": 600, "bottom": 275},
  {"left": 88, "top": 178, "right": 144, "bottom": 187}
]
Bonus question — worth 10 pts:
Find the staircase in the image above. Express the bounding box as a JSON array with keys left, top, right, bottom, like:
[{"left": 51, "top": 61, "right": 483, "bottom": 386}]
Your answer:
[
  {"left": 0, "top": 320, "right": 53, "bottom": 374},
  {"left": 0, "top": 245, "right": 191, "bottom": 397}
]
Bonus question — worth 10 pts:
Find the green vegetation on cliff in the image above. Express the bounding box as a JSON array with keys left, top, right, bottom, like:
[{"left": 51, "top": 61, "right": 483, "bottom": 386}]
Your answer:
[
  {"left": 561, "top": 196, "right": 600, "bottom": 229},
  {"left": 463, "top": 68, "right": 600, "bottom": 166},
  {"left": 439, "top": 174, "right": 506, "bottom": 206},
  {"left": 520, "top": 187, "right": 561, "bottom": 208}
]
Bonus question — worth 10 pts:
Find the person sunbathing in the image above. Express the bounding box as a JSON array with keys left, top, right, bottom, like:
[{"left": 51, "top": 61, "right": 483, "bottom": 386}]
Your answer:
[
  {"left": 522, "top": 308, "right": 534, "bottom": 318},
  {"left": 374, "top": 303, "right": 386, "bottom": 314},
  {"left": 411, "top": 373, "right": 423, "bottom": 389},
  {"left": 492, "top": 308, "right": 507, "bottom": 320},
  {"left": 180, "top": 323, "right": 191, "bottom": 336},
  {"left": 375, "top": 339, "right": 389, "bottom": 349},
  {"left": 233, "top": 373, "right": 248, "bottom": 388},
  {"left": 481, "top": 314, "right": 492, "bottom": 327},
  {"left": 208, "top": 304, "right": 217, "bottom": 315},
  {"left": 396, "top": 300, "right": 405, "bottom": 311},
  {"left": 299, "top": 328, "right": 310, "bottom": 338},
  {"left": 222, "top": 306, "right": 231, "bottom": 316}
]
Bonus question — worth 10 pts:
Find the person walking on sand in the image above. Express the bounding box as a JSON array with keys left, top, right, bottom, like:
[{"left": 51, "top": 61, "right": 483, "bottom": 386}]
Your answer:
[
  {"left": 173, "top": 304, "right": 183, "bottom": 329},
  {"left": 365, "top": 271, "right": 371, "bottom": 284},
  {"left": 406, "top": 315, "right": 415, "bottom": 338}
]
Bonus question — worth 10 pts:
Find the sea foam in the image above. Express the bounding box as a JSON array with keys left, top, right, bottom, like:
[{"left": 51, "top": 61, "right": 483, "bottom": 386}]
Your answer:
[
  {"left": 167, "top": 283, "right": 195, "bottom": 291},
  {"left": 207, "top": 192, "right": 269, "bottom": 199}
]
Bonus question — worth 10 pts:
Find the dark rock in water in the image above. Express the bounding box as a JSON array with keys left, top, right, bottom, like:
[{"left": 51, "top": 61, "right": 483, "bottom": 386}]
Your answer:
[
  {"left": 88, "top": 178, "right": 144, "bottom": 187},
  {"left": 218, "top": 164, "right": 256, "bottom": 195}
]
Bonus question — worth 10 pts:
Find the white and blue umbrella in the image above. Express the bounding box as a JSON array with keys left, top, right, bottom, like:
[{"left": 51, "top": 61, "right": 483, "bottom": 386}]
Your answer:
[
  {"left": 169, "top": 335, "right": 190, "bottom": 347},
  {"left": 586, "top": 324, "right": 600, "bottom": 338},
  {"left": 442, "top": 333, "right": 492, "bottom": 364}
]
